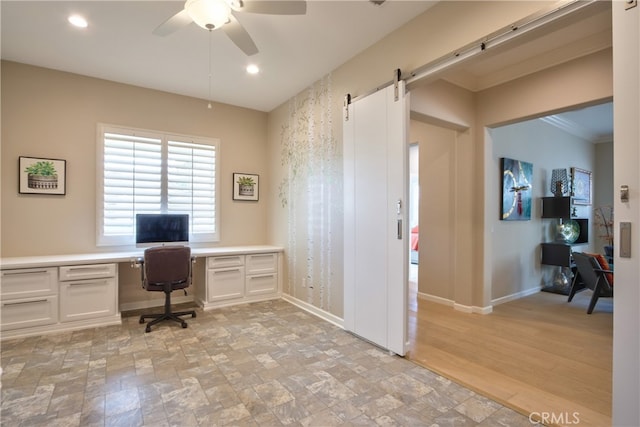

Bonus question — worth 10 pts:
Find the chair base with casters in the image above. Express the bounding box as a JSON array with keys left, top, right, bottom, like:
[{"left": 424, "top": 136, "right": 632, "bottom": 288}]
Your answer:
[
  {"left": 139, "top": 284, "right": 196, "bottom": 333},
  {"left": 135, "top": 245, "right": 198, "bottom": 332}
]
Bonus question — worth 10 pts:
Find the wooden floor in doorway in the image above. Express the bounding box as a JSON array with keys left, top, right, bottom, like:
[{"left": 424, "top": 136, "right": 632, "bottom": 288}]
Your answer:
[{"left": 406, "top": 278, "right": 612, "bottom": 427}]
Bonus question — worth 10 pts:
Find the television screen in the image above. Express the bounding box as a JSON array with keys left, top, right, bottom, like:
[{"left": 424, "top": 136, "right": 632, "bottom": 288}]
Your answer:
[{"left": 135, "top": 214, "right": 189, "bottom": 245}]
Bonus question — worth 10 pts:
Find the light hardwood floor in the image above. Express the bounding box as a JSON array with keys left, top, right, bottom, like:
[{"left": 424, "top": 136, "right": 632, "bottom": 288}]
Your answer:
[{"left": 406, "top": 269, "right": 613, "bottom": 427}]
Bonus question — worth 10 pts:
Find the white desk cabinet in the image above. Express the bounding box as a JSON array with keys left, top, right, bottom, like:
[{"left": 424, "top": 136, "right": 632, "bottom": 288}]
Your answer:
[
  {"left": 198, "top": 251, "right": 281, "bottom": 310},
  {"left": 206, "top": 255, "right": 245, "bottom": 302},
  {"left": 1, "top": 268, "right": 59, "bottom": 331},
  {"left": 0, "top": 263, "right": 120, "bottom": 339},
  {"left": 1, "top": 296, "right": 59, "bottom": 332},
  {"left": 1, "top": 245, "right": 282, "bottom": 338},
  {"left": 59, "top": 264, "right": 118, "bottom": 323},
  {"left": 246, "top": 253, "right": 278, "bottom": 296}
]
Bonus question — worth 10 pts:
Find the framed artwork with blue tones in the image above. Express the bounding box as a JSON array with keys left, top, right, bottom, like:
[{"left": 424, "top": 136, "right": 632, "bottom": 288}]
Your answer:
[{"left": 501, "top": 157, "right": 532, "bottom": 220}]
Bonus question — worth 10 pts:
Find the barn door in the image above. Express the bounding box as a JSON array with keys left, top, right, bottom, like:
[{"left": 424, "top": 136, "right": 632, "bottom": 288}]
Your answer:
[{"left": 343, "top": 78, "right": 408, "bottom": 355}]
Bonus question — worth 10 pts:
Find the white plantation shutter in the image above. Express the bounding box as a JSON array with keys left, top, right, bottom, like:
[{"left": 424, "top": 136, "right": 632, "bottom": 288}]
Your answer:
[
  {"left": 168, "top": 140, "right": 217, "bottom": 237},
  {"left": 102, "top": 132, "right": 162, "bottom": 238},
  {"left": 97, "top": 125, "right": 220, "bottom": 246}
]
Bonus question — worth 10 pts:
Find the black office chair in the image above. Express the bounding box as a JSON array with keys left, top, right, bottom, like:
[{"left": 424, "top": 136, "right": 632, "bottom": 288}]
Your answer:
[{"left": 138, "top": 245, "right": 196, "bottom": 332}]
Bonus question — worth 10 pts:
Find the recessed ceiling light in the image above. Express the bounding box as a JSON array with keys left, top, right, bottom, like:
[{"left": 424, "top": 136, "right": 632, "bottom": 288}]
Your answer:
[
  {"left": 68, "top": 15, "right": 88, "bottom": 28},
  {"left": 246, "top": 64, "right": 260, "bottom": 75}
]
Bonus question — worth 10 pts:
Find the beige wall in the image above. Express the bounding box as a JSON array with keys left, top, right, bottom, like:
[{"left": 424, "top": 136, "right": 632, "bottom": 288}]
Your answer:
[
  {"left": 478, "top": 48, "right": 613, "bottom": 307},
  {"left": 1, "top": 1, "right": 634, "bottom": 420},
  {"left": 410, "top": 120, "right": 457, "bottom": 301},
  {"left": 409, "top": 60, "right": 609, "bottom": 305},
  {"left": 490, "top": 118, "right": 595, "bottom": 300},
  {"left": 408, "top": 80, "right": 476, "bottom": 306},
  {"left": 267, "top": 0, "right": 550, "bottom": 318},
  {"left": 1, "top": 61, "right": 269, "bottom": 257}
]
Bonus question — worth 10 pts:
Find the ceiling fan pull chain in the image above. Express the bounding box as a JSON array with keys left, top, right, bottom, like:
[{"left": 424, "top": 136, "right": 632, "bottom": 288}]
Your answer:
[{"left": 208, "top": 28, "right": 213, "bottom": 109}]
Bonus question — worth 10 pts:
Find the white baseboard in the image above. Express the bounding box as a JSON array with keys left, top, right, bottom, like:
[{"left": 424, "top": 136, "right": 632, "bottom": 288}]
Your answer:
[
  {"left": 455, "top": 303, "right": 493, "bottom": 315},
  {"left": 197, "top": 294, "right": 281, "bottom": 311},
  {"left": 119, "top": 295, "right": 195, "bottom": 312},
  {"left": 282, "top": 294, "right": 344, "bottom": 329},
  {"left": 0, "top": 314, "right": 122, "bottom": 341},
  {"left": 492, "top": 287, "right": 540, "bottom": 306},
  {"left": 418, "top": 291, "right": 493, "bottom": 314},
  {"left": 418, "top": 291, "right": 454, "bottom": 306}
]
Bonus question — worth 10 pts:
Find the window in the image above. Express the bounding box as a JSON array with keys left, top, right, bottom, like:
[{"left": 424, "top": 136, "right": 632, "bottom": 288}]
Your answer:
[{"left": 97, "top": 124, "right": 220, "bottom": 246}]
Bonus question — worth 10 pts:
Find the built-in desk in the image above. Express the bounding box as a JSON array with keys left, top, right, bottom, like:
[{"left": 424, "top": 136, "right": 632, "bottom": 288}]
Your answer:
[{"left": 1, "top": 245, "right": 283, "bottom": 340}]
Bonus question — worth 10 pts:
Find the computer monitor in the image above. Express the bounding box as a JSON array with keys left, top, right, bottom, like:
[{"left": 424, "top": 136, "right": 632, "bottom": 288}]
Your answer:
[{"left": 135, "top": 214, "right": 189, "bottom": 246}]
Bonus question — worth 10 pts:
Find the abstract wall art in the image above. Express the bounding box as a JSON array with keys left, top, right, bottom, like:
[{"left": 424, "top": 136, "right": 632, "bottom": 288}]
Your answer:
[{"left": 501, "top": 157, "right": 533, "bottom": 221}]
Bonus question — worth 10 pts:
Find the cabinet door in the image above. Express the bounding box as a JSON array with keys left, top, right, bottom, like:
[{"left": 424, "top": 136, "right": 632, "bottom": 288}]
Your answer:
[
  {"left": 59, "top": 278, "right": 117, "bottom": 322},
  {"left": 207, "top": 267, "right": 245, "bottom": 302},
  {"left": 1, "top": 296, "right": 58, "bottom": 331}
]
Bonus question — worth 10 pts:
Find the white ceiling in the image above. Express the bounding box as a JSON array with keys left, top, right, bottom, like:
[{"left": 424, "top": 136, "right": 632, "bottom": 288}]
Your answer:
[
  {"left": 1, "top": 0, "right": 436, "bottom": 112},
  {"left": 1, "top": 0, "right": 613, "bottom": 140},
  {"left": 431, "top": 1, "right": 614, "bottom": 143}
]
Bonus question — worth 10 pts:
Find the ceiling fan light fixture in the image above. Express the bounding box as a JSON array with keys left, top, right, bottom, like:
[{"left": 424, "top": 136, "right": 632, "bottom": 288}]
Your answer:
[{"left": 185, "top": 0, "right": 231, "bottom": 30}]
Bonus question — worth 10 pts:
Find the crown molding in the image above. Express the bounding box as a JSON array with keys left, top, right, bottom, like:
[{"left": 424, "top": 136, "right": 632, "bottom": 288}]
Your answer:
[{"left": 540, "top": 115, "right": 612, "bottom": 144}]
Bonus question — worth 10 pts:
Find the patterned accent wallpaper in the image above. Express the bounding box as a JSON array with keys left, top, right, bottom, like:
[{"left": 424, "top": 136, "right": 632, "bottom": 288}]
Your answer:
[{"left": 278, "top": 74, "right": 341, "bottom": 313}]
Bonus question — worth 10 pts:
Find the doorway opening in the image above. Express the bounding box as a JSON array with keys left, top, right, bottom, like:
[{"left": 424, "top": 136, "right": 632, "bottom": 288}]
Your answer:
[{"left": 401, "top": 0, "right": 613, "bottom": 421}]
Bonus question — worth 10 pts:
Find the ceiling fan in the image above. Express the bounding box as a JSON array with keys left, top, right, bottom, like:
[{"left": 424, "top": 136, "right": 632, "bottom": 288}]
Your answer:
[{"left": 153, "top": 0, "right": 307, "bottom": 56}]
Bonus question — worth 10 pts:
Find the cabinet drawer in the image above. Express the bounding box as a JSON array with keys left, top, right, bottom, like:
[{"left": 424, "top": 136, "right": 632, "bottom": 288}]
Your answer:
[
  {"left": 246, "top": 273, "right": 277, "bottom": 296},
  {"left": 207, "top": 255, "right": 244, "bottom": 269},
  {"left": 59, "top": 264, "right": 117, "bottom": 281},
  {"left": 207, "top": 267, "right": 245, "bottom": 302},
  {"left": 59, "top": 278, "right": 117, "bottom": 322},
  {"left": 1, "top": 268, "right": 58, "bottom": 300},
  {"left": 1, "top": 295, "right": 58, "bottom": 331},
  {"left": 246, "top": 253, "right": 277, "bottom": 275}
]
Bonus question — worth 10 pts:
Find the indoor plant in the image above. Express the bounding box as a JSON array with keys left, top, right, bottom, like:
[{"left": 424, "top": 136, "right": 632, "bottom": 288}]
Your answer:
[
  {"left": 236, "top": 176, "right": 255, "bottom": 196},
  {"left": 24, "top": 160, "right": 58, "bottom": 190},
  {"left": 594, "top": 205, "right": 613, "bottom": 257}
]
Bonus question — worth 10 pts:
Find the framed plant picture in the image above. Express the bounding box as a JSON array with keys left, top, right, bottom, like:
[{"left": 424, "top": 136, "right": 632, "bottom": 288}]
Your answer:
[
  {"left": 233, "top": 173, "right": 259, "bottom": 201},
  {"left": 19, "top": 156, "right": 66, "bottom": 195},
  {"left": 571, "top": 167, "right": 592, "bottom": 205}
]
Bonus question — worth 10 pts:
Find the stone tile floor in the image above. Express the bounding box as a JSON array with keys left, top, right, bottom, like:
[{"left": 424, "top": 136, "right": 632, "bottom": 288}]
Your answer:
[{"left": 1, "top": 300, "right": 532, "bottom": 426}]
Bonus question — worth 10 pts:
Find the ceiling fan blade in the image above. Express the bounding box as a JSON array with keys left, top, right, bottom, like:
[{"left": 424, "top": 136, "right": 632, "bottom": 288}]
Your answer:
[
  {"left": 223, "top": 16, "right": 259, "bottom": 56},
  {"left": 152, "top": 9, "right": 192, "bottom": 36},
  {"left": 240, "top": 0, "right": 307, "bottom": 15}
]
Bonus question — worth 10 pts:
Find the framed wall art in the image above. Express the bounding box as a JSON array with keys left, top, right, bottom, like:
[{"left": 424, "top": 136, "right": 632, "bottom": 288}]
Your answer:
[
  {"left": 501, "top": 157, "right": 532, "bottom": 221},
  {"left": 571, "top": 167, "right": 592, "bottom": 205},
  {"left": 233, "top": 173, "right": 259, "bottom": 201},
  {"left": 19, "top": 156, "right": 66, "bottom": 195}
]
